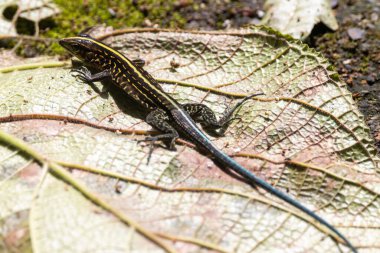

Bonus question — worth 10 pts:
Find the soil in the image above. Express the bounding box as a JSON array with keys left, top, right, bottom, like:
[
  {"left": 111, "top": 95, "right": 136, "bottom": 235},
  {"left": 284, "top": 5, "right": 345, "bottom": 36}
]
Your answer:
[{"left": 311, "top": 0, "right": 380, "bottom": 150}]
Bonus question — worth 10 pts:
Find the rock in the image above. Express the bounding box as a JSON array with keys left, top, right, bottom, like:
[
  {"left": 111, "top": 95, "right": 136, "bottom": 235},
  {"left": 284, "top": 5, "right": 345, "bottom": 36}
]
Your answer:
[
  {"left": 330, "top": 0, "right": 339, "bottom": 8},
  {"left": 347, "top": 27, "right": 365, "bottom": 40},
  {"left": 250, "top": 18, "right": 261, "bottom": 25},
  {"left": 350, "top": 14, "right": 363, "bottom": 22},
  {"left": 256, "top": 10, "right": 265, "bottom": 18},
  {"left": 371, "top": 12, "right": 378, "bottom": 21},
  {"left": 366, "top": 75, "right": 376, "bottom": 85},
  {"left": 108, "top": 8, "right": 116, "bottom": 17},
  {"left": 343, "top": 59, "right": 352, "bottom": 64},
  {"left": 142, "top": 19, "right": 152, "bottom": 27},
  {"left": 359, "top": 43, "right": 371, "bottom": 52},
  {"left": 223, "top": 19, "right": 232, "bottom": 29}
]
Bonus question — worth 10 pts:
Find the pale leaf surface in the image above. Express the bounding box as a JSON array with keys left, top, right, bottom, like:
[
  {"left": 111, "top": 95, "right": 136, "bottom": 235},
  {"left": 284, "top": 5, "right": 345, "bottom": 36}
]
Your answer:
[{"left": 0, "top": 26, "right": 378, "bottom": 253}]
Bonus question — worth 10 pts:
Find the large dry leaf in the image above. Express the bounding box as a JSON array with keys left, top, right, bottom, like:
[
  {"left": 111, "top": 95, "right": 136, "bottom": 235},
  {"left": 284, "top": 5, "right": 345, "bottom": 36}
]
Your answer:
[
  {"left": 0, "top": 26, "right": 379, "bottom": 252},
  {"left": 261, "top": 0, "right": 339, "bottom": 39}
]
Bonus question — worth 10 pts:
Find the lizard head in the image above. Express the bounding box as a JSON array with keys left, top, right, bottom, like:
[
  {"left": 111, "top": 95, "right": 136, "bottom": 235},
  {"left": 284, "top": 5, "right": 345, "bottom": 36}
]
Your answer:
[{"left": 59, "top": 35, "right": 105, "bottom": 68}]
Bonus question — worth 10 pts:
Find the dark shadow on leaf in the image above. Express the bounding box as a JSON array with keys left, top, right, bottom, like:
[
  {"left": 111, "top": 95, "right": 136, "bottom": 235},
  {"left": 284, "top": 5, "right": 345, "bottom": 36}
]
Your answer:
[{"left": 101, "top": 80, "right": 148, "bottom": 121}]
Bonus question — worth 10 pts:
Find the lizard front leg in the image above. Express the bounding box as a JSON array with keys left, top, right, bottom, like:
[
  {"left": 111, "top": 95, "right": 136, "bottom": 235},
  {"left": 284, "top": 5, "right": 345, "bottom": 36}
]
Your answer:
[
  {"left": 140, "top": 108, "right": 179, "bottom": 162},
  {"left": 71, "top": 66, "right": 111, "bottom": 83}
]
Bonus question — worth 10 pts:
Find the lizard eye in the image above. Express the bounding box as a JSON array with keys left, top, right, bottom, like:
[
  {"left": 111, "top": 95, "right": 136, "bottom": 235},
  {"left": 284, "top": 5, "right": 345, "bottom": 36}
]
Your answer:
[
  {"left": 70, "top": 43, "right": 81, "bottom": 54},
  {"left": 85, "top": 52, "right": 95, "bottom": 61}
]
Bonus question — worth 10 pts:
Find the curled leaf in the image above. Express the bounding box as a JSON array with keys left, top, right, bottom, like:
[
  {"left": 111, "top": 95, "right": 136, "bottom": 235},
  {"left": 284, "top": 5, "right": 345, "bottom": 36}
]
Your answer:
[{"left": 261, "top": 0, "right": 339, "bottom": 39}]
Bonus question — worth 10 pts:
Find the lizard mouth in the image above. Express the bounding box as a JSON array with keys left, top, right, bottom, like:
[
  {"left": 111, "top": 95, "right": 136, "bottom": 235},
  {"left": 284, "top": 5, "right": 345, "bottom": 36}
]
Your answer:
[{"left": 59, "top": 38, "right": 78, "bottom": 55}]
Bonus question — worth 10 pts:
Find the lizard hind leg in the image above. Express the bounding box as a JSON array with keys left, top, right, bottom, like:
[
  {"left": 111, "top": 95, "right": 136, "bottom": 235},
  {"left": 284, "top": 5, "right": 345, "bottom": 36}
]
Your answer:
[
  {"left": 139, "top": 108, "right": 179, "bottom": 163},
  {"left": 183, "top": 93, "right": 263, "bottom": 134},
  {"left": 183, "top": 103, "right": 230, "bottom": 136}
]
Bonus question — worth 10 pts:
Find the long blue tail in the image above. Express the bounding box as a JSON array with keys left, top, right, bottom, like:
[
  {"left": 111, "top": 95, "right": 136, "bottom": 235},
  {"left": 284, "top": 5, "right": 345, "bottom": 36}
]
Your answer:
[
  {"left": 218, "top": 150, "right": 357, "bottom": 252},
  {"left": 172, "top": 109, "right": 357, "bottom": 252}
]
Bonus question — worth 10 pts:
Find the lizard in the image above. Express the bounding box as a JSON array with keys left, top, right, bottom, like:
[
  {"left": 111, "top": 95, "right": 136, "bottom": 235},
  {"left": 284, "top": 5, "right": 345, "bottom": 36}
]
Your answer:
[{"left": 59, "top": 34, "right": 357, "bottom": 252}]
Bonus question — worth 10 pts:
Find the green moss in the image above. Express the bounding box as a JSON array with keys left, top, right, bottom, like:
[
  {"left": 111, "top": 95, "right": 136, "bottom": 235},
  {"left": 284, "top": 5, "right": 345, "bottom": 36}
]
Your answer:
[
  {"left": 44, "top": 0, "right": 186, "bottom": 54},
  {"left": 359, "top": 56, "right": 369, "bottom": 72},
  {"left": 47, "top": 0, "right": 140, "bottom": 39},
  {"left": 49, "top": 42, "right": 65, "bottom": 55},
  {"left": 48, "top": 0, "right": 187, "bottom": 36},
  {"left": 329, "top": 72, "right": 340, "bottom": 82},
  {"left": 323, "top": 32, "right": 335, "bottom": 40},
  {"left": 169, "top": 12, "right": 186, "bottom": 28}
]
